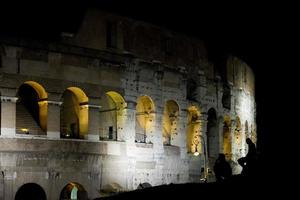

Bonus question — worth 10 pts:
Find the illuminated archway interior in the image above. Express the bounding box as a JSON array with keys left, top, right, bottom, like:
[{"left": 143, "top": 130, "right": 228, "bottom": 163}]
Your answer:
[
  {"left": 250, "top": 124, "right": 256, "bottom": 144},
  {"left": 99, "top": 91, "right": 126, "bottom": 140},
  {"left": 135, "top": 95, "right": 155, "bottom": 143},
  {"left": 15, "top": 183, "right": 46, "bottom": 200},
  {"left": 59, "top": 182, "right": 87, "bottom": 200},
  {"left": 207, "top": 108, "right": 218, "bottom": 158},
  {"left": 162, "top": 100, "right": 179, "bottom": 145},
  {"left": 223, "top": 115, "right": 232, "bottom": 160},
  {"left": 16, "top": 81, "right": 48, "bottom": 135},
  {"left": 234, "top": 116, "right": 242, "bottom": 151},
  {"left": 60, "top": 87, "right": 88, "bottom": 139},
  {"left": 245, "top": 120, "right": 249, "bottom": 139},
  {"left": 186, "top": 106, "right": 201, "bottom": 154}
]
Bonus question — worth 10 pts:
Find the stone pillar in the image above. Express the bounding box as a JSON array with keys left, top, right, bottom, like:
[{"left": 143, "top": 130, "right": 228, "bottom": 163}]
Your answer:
[
  {"left": 88, "top": 105, "right": 100, "bottom": 141},
  {"left": 178, "top": 113, "right": 187, "bottom": 158},
  {"left": 0, "top": 96, "right": 17, "bottom": 137},
  {"left": 230, "top": 120, "right": 237, "bottom": 161},
  {"left": 200, "top": 115, "right": 209, "bottom": 175},
  {"left": 47, "top": 101, "right": 62, "bottom": 139},
  {"left": 154, "top": 110, "right": 163, "bottom": 152},
  {"left": 3, "top": 171, "right": 17, "bottom": 200},
  {"left": 123, "top": 101, "right": 136, "bottom": 145}
]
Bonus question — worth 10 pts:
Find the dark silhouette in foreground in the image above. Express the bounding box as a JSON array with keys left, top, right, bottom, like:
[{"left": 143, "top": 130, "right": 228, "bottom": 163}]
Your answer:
[
  {"left": 238, "top": 138, "right": 258, "bottom": 176},
  {"left": 213, "top": 153, "right": 232, "bottom": 182}
]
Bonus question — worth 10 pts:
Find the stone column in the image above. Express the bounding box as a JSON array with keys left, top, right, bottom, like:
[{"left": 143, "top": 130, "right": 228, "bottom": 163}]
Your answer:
[
  {"left": 153, "top": 109, "right": 164, "bottom": 153},
  {"left": 3, "top": 170, "right": 17, "bottom": 200},
  {"left": 230, "top": 120, "right": 237, "bottom": 161},
  {"left": 47, "top": 101, "right": 62, "bottom": 139},
  {"left": 200, "top": 115, "right": 209, "bottom": 175},
  {"left": 88, "top": 105, "right": 101, "bottom": 141},
  {"left": 178, "top": 112, "right": 187, "bottom": 158},
  {"left": 123, "top": 101, "right": 136, "bottom": 145},
  {"left": 0, "top": 96, "right": 18, "bottom": 137}
]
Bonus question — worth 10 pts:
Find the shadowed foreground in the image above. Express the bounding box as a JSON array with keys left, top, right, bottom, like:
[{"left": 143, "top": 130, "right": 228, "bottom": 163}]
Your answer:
[{"left": 95, "top": 174, "right": 274, "bottom": 200}]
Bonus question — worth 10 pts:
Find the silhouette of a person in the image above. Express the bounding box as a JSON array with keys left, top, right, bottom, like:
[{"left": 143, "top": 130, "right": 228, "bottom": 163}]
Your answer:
[
  {"left": 238, "top": 138, "right": 258, "bottom": 176},
  {"left": 213, "top": 153, "right": 232, "bottom": 182}
]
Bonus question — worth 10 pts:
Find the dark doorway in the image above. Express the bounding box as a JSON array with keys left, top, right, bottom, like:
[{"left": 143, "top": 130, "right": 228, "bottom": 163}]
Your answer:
[{"left": 15, "top": 183, "right": 46, "bottom": 200}]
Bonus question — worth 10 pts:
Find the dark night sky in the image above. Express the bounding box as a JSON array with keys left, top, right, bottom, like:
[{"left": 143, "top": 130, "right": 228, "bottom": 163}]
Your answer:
[{"left": 0, "top": 1, "right": 293, "bottom": 163}]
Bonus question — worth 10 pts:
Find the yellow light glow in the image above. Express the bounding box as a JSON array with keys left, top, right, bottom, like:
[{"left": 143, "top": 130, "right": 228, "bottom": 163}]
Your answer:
[
  {"left": 21, "top": 81, "right": 48, "bottom": 132},
  {"left": 186, "top": 106, "right": 201, "bottom": 153},
  {"left": 162, "top": 100, "right": 179, "bottom": 145},
  {"left": 223, "top": 115, "right": 232, "bottom": 160},
  {"left": 62, "top": 87, "right": 89, "bottom": 138},
  {"left": 20, "top": 128, "right": 29, "bottom": 132},
  {"left": 136, "top": 95, "right": 155, "bottom": 138}
]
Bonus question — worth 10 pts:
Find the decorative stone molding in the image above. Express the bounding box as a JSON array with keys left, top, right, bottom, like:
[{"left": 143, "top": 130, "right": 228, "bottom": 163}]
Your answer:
[
  {"left": 47, "top": 100, "right": 62, "bottom": 106},
  {"left": 88, "top": 104, "right": 102, "bottom": 109},
  {"left": 0, "top": 96, "right": 18, "bottom": 103}
]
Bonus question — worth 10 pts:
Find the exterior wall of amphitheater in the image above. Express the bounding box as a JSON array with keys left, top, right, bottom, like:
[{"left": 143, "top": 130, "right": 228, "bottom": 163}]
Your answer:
[{"left": 0, "top": 9, "right": 256, "bottom": 200}]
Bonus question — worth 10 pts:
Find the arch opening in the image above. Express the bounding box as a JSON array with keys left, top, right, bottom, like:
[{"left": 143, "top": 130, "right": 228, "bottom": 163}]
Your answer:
[
  {"left": 223, "top": 115, "right": 232, "bottom": 160},
  {"left": 135, "top": 95, "right": 155, "bottom": 143},
  {"left": 186, "top": 106, "right": 201, "bottom": 154},
  {"left": 162, "top": 100, "right": 179, "bottom": 146},
  {"left": 16, "top": 81, "right": 48, "bottom": 135},
  {"left": 234, "top": 116, "right": 242, "bottom": 157},
  {"left": 99, "top": 91, "right": 126, "bottom": 141},
  {"left": 60, "top": 87, "right": 88, "bottom": 139},
  {"left": 15, "top": 183, "right": 46, "bottom": 200}
]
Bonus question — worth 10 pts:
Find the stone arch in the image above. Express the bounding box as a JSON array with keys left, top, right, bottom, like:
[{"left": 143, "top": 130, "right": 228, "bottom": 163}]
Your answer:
[
  {"left": 162, "top": 100, "right": 179, "bottom": 146},
  {"left": 60, "top": 87, "right": 88, "bottom": 139},
  {"left": 207, "top": 108, "right": 219, "bottom": 159},
  {"left": 223, "top": 115, "right": 232, "bottom": 160},
  {"left": 250, "top": 124, "right": 256, "bottom": 144},
  {"left": 60, "top": 182, "right": 88, "bottom": 200},
  {"left": 245, "top": 120, "right": 249, "bottom": 139},
  {"left": 99, "top": 91, "right": 126, "bottom": 140},
  {"left": 15, "top": 183, "right": 47, "bottom": 200},
  {"left": 234, "top": 116, "right": 242, "bottom": 156},
  {"left": 186, "top": 105, "right": 201, "bottom": 154},
  {"left": 135, "top": 95, "right": 155, "bottom": 143},
  {"left": 16, "top": 81, "right": 48, "bottom": 135}
]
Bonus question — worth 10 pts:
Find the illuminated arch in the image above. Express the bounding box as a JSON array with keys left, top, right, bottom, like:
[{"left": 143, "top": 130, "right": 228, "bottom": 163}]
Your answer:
[
  {"left": 16, "top": 81, "right": 48, "bottom": 134},
  {"left": 60, "top": 182, "right": 87, "bottom": 200},
  {"left": 162, "top": 100, "right": 179, "bottom": 145},
  {"left": 234, "top": 117, "right": 242, "bottom": 148},
  {"left": 250, "top": 124, "right": 256, "bottom": 144},
  {"left": 23, "top": 81, "right": 48, "bottom": 100},
  {"left": 15, "top": 183, "right": 46, "bottom": 200},
  {"left": 66, "top": 87, "right": 88, "bottom": 104},
  {"left": 99, "top": 91, "right": 126, "bottom": 140},
  {"left": 135, "top": 95, "right": 155, "bottom": 143},
  {"left": 223, "top": 115, "right": 232, "bottom": 160},
  {"left": 60, "top": 87, "right": 89, "bottom": 139},
  {"left": 106, "top": 91, "right": 126, "bottom": 109},
  {"left": 245, "top": 120, "right": 249, "bottom": 139},
  {"left": 186, "top": 105, "right": 201, "bottom": 154}
]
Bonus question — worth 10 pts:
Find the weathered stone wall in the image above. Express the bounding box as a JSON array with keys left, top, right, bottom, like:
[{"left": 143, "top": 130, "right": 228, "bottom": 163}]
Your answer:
[{"left": 0, "top": 8, "right": 256, "bottom": 200}]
